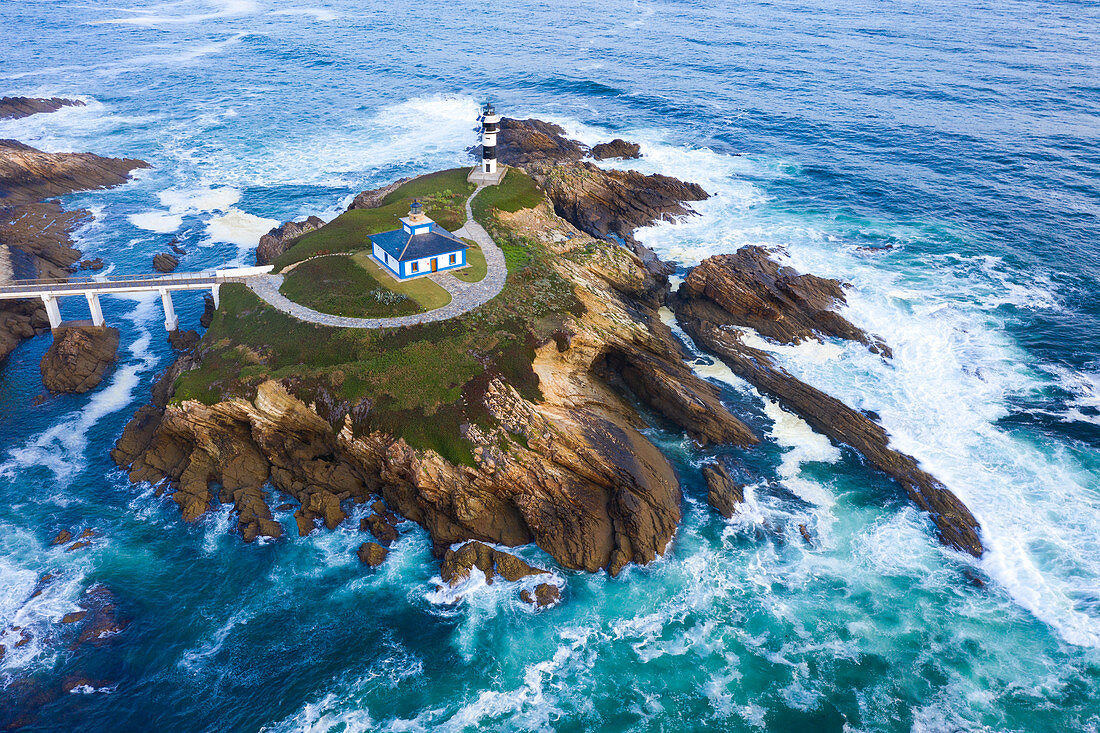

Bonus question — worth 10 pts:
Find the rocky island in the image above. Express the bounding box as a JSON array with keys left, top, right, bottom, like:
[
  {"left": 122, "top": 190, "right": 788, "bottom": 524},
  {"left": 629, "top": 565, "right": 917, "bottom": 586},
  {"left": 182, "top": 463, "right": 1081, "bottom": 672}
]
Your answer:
[{"left": 110, "top": 118, "right": 984, "bottom": 605}]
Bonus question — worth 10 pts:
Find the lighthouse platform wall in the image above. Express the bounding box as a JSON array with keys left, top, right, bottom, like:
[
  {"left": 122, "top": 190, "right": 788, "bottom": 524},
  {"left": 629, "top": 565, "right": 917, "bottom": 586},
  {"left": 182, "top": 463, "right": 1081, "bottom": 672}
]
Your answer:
[{"left": 468, "top": 164, "right": 506, "bottom": 185}]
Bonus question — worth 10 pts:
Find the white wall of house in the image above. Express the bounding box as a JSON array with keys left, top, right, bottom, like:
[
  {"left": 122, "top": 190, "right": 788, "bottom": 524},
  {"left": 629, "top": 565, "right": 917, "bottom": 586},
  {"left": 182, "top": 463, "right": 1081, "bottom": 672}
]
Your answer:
[{"left": 402, "top": 250, "right": 465, "bottom": 277}]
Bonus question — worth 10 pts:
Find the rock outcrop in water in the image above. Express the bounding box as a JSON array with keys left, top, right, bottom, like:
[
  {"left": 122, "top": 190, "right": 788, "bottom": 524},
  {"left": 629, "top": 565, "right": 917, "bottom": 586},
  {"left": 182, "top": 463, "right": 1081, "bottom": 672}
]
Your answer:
[
  {"left": 0, "top": 124, "right": 148, "bottom": 363},
  {"left": 674, "top": 248, "right": 984, "bottom": 556},
  {"left": 0, "top": 96, "right": 85, "bottom": 120},
  {"left": 39, "top": 324, "right": 120, "bottom": 394},
  {"left": 256, "top": 215, "right": 325, "bottom": 265}
]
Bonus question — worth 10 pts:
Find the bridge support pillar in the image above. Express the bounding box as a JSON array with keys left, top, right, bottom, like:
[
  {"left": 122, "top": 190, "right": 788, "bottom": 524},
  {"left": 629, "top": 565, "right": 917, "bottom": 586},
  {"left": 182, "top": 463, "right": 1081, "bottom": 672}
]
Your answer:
[
  {"left": 85, "top": 292, "right": 105, "bottom": 327},
  {"left": 41, "top": 295, "right": 62, "bottom": 330},
  {"left": 159, "top": 288, "right": 178, "bottom": 332},
  {"left": 211, "top": 284, "right": 220, "bottom": 310}
]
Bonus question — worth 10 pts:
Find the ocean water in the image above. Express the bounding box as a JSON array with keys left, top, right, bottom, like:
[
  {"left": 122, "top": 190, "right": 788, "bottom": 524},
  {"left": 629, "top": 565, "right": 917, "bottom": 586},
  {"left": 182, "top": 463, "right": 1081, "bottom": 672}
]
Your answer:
[{"left": 2, "top": 0, "right": 1099, "bottom": 729}]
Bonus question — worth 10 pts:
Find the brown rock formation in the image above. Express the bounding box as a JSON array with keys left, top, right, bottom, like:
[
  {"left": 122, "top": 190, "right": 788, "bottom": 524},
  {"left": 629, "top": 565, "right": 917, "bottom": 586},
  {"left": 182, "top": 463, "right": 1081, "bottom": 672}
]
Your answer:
[
  {"left": 439, "top": 541, "right": 547, "bottom": 585},
  {"left": 358, "top": 541, "right": 388, "bottom": 566},
  {"left": 592, "top": 139, "right": 641, "bottom": 160},
  {"left": 347, "top": 177, "right": 411, "bottom": 211},
  {"left": 168, "top": 328, "right": 200, "bottom": 352},
  {"left": 0, "top": 96, "right": 85, "bottom": 120},
  {"left": 0, "top": 139, "right": 148, "bottom": 207},
  {"left": 256, "top": 215, "right": 325, "bottom": 264},
  {"left": 520, "top": 583, "right": 561, "bottom": 608},
  {"left": 680, "top": 246, "right": 891, "bottom": 355},
  {"left": 39, "top": 324, "right": 119, "bottom": 394},
  {"left": 674, "top": 249, "right": 983, "bottom": 557},
  {"left": 492, "top": 118, "right": 705, "bottom": 274},
  {"left": 152, "top": 252, "right": 179, "bottom": 272},
  {"left": 703, "top": 461, "right": 744, "bottom": 519}
]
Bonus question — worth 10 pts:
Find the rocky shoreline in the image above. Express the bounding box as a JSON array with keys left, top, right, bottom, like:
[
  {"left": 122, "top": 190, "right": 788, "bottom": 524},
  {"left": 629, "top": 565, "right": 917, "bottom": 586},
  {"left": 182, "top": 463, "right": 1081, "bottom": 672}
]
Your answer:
[
  {"left": 109, "top": 117, "right": 984, "bottom": 603},
  {"left": 0, "top": 98, "right": 148, "bottom": 362}
]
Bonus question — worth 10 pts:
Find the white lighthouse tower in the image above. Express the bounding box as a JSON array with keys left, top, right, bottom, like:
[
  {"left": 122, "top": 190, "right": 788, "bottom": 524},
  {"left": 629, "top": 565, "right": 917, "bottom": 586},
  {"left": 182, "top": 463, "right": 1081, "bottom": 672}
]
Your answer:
[{"left": 468, "top": 101, "right": 505, "bottom": 185}]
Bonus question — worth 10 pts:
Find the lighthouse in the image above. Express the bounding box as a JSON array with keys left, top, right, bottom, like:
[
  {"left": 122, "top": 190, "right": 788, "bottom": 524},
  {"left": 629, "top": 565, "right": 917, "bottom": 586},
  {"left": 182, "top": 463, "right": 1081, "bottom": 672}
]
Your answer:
[{"left": 468, "top": 101, "right": 505, "bottom": 185}]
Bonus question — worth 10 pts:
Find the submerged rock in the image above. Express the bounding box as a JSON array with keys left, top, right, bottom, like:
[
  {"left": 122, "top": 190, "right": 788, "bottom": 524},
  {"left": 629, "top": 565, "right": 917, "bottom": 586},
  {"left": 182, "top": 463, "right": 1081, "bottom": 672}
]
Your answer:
[
  {"left": 256, "top": 216, "right": 325, "bottom": 264},
  {"left": 703, "top": 461, "right": 744, "bottom": 519},
  {"left": 40, "top": 325, "right": 119, "bottom": 394}
]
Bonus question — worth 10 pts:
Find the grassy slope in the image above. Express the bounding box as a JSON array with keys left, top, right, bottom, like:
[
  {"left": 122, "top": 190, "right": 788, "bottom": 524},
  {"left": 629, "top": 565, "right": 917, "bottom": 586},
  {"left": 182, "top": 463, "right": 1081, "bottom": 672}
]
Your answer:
[
  {"left": 351, "top": 252, "right": 451, "bottom": 310},
  {"left": 271, "top": 168, "right": 474, "bottom": 271},
  {"left": 175, "top": 168, "right": 580, "bottom": 467}
]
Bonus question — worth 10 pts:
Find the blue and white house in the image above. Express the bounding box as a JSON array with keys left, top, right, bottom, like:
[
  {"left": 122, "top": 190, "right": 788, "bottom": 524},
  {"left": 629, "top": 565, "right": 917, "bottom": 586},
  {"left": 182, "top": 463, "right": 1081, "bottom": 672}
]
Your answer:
[{"left": 369, "top": 201, "right": 469, "bottom": 280}]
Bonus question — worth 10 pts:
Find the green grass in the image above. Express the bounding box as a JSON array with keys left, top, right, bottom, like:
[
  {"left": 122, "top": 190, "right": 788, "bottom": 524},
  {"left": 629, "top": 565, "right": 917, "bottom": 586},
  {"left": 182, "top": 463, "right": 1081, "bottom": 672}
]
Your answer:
[
  {"left": 452, "top": 240, "right": 487, "bottom": 283},
  {"left": 278, "top": 255, "right": 424, "bottom": 318},
  {"left": 175, "top": 167, "right": 581, "bottom": 468},
  {"left": 471, "top": 167, "right": 545, "bottom": 223},
  {"left": 271, "top": 168, "right": 475, "bottom": 271},
  {"left": 351, "top": 251, "right": 451, "bottom": 310}
]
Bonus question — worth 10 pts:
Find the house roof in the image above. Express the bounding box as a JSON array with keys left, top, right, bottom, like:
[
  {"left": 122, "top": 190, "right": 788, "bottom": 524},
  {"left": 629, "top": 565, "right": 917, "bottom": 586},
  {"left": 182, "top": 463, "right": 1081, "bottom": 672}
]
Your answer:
[{"left": 370, "top": 223, "right": 469, "bottom": 262}]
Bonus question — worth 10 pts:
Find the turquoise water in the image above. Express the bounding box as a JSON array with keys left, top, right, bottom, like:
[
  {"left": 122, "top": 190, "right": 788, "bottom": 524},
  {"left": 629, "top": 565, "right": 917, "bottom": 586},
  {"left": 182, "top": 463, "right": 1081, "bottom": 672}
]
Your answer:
[{"left": 2, "top": 0, "right": 1100, "bottom": 729}]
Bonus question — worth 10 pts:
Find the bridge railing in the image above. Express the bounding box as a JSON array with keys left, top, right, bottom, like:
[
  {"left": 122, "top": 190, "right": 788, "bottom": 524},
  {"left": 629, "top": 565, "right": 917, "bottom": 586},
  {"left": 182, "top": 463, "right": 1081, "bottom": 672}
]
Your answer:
[{"left": 0, "top": 265, "right": 272, "bottom": 295}]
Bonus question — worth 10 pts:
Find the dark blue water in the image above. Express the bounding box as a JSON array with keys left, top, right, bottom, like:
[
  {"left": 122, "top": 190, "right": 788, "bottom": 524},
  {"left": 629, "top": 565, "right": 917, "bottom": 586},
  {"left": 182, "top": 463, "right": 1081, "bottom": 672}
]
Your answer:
[{"left": 2, "top": 1, "right": 1100, "bottom": 730}]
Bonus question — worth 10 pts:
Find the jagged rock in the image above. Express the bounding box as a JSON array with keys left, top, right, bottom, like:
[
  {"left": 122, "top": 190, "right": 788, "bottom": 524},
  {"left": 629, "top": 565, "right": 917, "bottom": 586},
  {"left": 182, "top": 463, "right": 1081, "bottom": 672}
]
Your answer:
[
  {"left": 357, "top": 541, "right": 388, "bottom": 566},
  {"left": 0, "top": 96, "right": 85, "bottom": 120},
  {"left": 200, "top": 292, "right": 216, "bottom": 328},
  {"left": 169, "top": 240, "right": 187, "bottom": 255},
  {"left": 361, "top": 513, "right": 398, "bottom": 545},
  {"left": 347, "top": 177, "right": 411, "bottom": 211},
  {"left": 167, "top": 329, "right": 200, "bottom": 351},
  {"left": 51, "top": 529, "right": 72, "bottom": 545},
  {"left": 61, "top": 611, "right": 86, "bottom": 624},
  {"left": 679, "top": 246, "right": 891, "bottom": 354},
  {"left": 494, "top": 119, "right": 706, "bottom": 253},
  {"left": 255, "top": 216, "right": 324, "bottom": 264},
  {"left": 592, "top": 139, "right": 641, "bottom": 160},
  {"left": 599, "top": 344, "right": 756, "bottom": 446},
  {"left": 40, "top": 325, "right": 119, "bottom": 394},
  {"left": 152, "top": 252, "right": 179, "bottom": 273},
  {"left": 439, "top": 541, "right": 546, "bottom": 585},
  {"left": 0, "top": 139, "right": 148, "bottom": 207},
  {"left": 78, "top": 257, "right": 104, "bottom": 270},
  {"left": 65, "top": 528, "right": 96, "bottom": 552},
  {"left": 520, "top": 583, "right": 561, "bottom": 608},
  {"left": 674, "top": 251, "right": 984, "bottom": 557},
  {"left": 703, "top": 462, "right": 744, "bottom": 519}
]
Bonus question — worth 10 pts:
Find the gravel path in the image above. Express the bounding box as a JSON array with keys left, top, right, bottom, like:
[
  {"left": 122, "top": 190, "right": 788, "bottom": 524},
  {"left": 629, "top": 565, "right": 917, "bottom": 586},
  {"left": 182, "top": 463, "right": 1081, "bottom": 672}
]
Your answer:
[{"left": 246, "top": 185, "right": 506, "bottom": 329}]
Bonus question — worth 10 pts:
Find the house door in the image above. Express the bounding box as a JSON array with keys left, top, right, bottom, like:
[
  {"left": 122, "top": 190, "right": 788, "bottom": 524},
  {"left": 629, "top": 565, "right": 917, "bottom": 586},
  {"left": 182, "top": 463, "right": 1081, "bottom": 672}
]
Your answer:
[{"left": 431, "top": 258, "right": 438, "bottom": 273}]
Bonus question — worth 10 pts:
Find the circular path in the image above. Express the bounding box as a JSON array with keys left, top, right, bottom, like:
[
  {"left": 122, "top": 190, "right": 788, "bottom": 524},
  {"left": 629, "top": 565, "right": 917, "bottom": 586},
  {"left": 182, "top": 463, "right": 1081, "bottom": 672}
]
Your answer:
[{"left": 246, "top": 185, "right": 506, "bottom": 329}]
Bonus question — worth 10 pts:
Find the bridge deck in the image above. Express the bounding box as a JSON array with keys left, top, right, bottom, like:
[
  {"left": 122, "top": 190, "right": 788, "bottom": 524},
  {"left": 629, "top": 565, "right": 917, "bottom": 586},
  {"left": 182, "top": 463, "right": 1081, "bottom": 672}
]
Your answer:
[{"left": 0, "top": 267, "right": 269, "bottom": 300}]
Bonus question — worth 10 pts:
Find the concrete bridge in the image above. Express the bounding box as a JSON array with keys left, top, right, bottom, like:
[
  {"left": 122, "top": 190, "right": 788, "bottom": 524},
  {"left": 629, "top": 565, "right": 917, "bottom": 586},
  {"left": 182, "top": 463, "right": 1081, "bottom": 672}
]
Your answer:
[{"left": 0, "top": 265, "right": 273, "bottom": 331}]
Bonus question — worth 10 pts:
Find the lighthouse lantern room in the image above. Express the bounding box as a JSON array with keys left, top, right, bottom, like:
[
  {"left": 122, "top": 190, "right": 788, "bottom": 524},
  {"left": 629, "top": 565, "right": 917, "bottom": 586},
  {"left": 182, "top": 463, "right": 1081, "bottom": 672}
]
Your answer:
[{"left": 468, "top": 101, "right": 506, "bottom": 185}]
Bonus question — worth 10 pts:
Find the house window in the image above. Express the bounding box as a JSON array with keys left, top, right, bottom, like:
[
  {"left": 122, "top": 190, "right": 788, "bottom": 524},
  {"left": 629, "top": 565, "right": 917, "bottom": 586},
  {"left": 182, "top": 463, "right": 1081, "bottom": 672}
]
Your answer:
[
  {"left": 449, "top": 253, "right": 457, "bottom": 264},
  {"left": 411, "top": 261, "right": 419, "bottom": 274}
]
